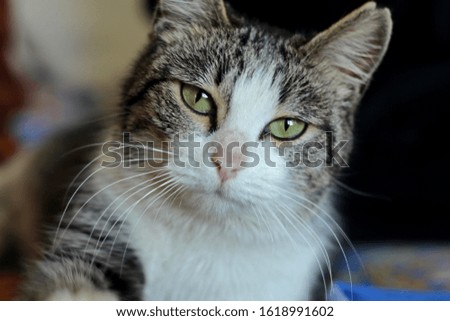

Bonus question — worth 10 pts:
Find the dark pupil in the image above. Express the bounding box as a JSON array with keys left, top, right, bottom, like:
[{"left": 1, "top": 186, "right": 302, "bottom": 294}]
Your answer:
[
  {"left": 195, "top": 91, "right": 205, "bottom": 103},
  {"left": 284, "top": 119, "right": 293, "bottom": 131}
]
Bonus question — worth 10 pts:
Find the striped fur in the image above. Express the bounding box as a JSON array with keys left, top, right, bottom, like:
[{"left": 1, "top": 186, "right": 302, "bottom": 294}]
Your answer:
[{"left": 20, "top": 1, "right": 392, "bottom": 300}]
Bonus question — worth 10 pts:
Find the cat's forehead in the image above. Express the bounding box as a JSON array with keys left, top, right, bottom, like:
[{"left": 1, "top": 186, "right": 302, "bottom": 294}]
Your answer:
[
  {"left": 154, "top": 26, "right": 329, "bottom": 127},
  {"left": 161, "top": 26, "right": 295, "bottom": 80},
  {"left": 221, "top": 66, "right": 280, "bottom": 138},
  {"left": 161, "top": 28, "right": 309, "bottom": 92}
]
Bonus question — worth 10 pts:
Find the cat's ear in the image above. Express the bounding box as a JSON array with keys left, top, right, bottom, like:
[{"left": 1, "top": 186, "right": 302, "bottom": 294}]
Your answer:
[
  {"left": 301, "top": 2, "right": 392, "bottom": 101},
  {"left": 151, "top": 0, "right": 230, "bottom": 34}
]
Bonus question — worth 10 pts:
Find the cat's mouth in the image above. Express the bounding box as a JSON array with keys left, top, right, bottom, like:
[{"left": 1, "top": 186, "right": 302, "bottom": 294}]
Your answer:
[
  {"left": 211, "top": 183, "right": 252, "bottom": 206},
  {"left": 214, "top": 186, "right": 228, "bottom": 198},
  {"left": 186, "top": 180, "right": 242, "bottom": 204}
]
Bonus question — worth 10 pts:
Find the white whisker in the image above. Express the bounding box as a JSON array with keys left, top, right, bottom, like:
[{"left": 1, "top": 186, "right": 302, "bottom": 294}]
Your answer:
[
  {"left": 275, "top": 201, "right": 333, "bottom": 300},
  {"left": 251, "top": 204, "right": 275, "bottom": 243},
  {"left": 116, "top": 179, "right": 183, "bottom": 274},
  {"left": 275, "top": 184, "right": 357, "bottom": 300},
  {"left": 332, "top": 177, "right": 390, "bottom": 201},
  {"left": 83, "top": 170, "right": 171, "bottom": 255},
  {"left": 53, "top": 166, "right": 105, "bottom": 249},
  {"left": 261, "top": 202, "right": 329, "bottom": 300},
  {"left": 55, "top": 169, "right": 165, "bottom": 249},
  {"left": 89, "top": 174, "right": 175, "bottom": 267}
]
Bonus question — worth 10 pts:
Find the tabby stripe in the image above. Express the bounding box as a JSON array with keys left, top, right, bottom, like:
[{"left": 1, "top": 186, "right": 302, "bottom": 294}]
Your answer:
[{"left": 124, "top": 78, "right": 165, "bottom": 107}]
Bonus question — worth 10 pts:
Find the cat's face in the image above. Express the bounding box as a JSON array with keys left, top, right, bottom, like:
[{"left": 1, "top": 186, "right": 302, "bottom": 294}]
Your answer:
[{"left": 112, "top": 0, "right": 391, "bottom": 224}]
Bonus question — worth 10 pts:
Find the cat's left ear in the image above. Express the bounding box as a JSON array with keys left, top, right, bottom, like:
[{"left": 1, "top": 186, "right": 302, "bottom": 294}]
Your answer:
[
  {"left": 151, "top": 0, "right": 230, "bottom": 35},
  {"left": 301, "top": 2, "right": 392, "bottom": 102}
]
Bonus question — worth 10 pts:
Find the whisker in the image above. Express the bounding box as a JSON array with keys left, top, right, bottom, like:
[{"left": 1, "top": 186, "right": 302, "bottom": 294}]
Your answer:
[
  {"left": 54, "top": 169, "right": 165, "bottom": 248},
  {"left": 94, "top": 176, "right": 180, "bottom": 268},
  {"left": 274, "top": 201, "right": 333, "bottom": 300},
  {"left": 53, "top": 166, "right": 106, "bottom": 249},
  {"left": 79, "top": 111, "right": 127, "bottom": 125},
  {"left": 274, "top": 184, "right": 357, "bottom": 300},
  {"left": 281, "top": 201, "right": 333, "bottom": 269},
  {"left": 103, "top": 158, "right": 170, "bottom": 167},
  {"left": 251, "top": 204, "right": 275, "bottom": 243},
  {"left": 64, "top": 152, "right": 110, "bottom": 199},
  {"left": 167, "top": 183, "right": 187, "bottom": 210},
  {"left": 260, "top": 202, "right": 329, "bottom": 300},
  {"left": 120, "top": 143, "right": 176, "bottom": 156},
  {"left": 89, "top": 173, "right": 174, "bottom": 260},
  {"left": 61, "top": 142, "right": 111, "bottom": 159},
  {"left": 118, "top": 180, "right": 185, "bottom": 274},
  {"left": 83, "top": 170, "right": 171, "bottom": 255},
  {"left": 145, "top": 178, "right": 182, "bottom": 226},
  {"left": 332, "top": 177, "right": 391, "bottom": 201}
]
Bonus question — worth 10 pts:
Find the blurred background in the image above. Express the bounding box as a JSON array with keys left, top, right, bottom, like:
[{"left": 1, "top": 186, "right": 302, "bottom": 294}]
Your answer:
[
  {"left": 1, "top": 0, "right": 151, "bottom": 151},
  {"left": 0, "top": 0, "right": 152, "bottom": 299},
  {"left": 0, "top": 0, "right": 449, "bottom": 299}
]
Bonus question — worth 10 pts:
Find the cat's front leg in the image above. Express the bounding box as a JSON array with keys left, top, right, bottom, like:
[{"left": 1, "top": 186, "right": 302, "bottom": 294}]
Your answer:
[{"left": 21, "top": 256, "right": 119, "bottom": 301}]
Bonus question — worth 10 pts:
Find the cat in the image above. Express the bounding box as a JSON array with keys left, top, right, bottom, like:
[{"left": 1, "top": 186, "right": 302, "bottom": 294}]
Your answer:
[{"left": 17, "top": 0, "right": 392, "bottom": 300}]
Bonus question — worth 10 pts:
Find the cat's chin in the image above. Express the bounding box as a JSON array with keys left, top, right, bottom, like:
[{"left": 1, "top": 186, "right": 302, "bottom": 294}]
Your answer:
[{"left": 177, "top": 184, "right": 260, "bottom": 218}]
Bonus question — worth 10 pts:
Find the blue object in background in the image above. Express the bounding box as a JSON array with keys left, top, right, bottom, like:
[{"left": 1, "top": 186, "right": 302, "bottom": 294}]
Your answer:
[{"left": 333, "top": 281, "right": 450, "bottom": 301}]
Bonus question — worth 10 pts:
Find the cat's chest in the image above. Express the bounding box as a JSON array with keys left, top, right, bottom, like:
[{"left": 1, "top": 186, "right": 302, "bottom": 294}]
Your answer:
[{"left": 128, "top": 208, "right": 321, "bottom": 300}]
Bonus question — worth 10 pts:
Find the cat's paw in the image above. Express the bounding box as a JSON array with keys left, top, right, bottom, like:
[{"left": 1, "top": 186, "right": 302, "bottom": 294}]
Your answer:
[{"left": 46, "top": 288, "right": 119, "bottom": 301}]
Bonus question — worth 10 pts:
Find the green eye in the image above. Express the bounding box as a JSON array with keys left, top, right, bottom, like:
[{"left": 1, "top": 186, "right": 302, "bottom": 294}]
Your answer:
[
  {"left": 268, "top": 118, "right": 307, "bottom": 140},
  {"left": 181, "top": 84, "right": 214, "bottom": 115}
]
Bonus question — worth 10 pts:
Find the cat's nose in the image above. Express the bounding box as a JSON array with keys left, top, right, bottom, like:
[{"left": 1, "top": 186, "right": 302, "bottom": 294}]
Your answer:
[
  {"left": 209, "top": 130, "right": 248, "bottom": 182},
  {"left": 211, "top": 154, "right": 243, "bottom": 183}
]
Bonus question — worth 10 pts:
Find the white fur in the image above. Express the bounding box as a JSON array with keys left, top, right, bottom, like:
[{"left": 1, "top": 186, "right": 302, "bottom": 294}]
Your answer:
[
  {"left": 47, "top": 288, "right": 119, "bottom": 301},
  {"left": 130, "top": 206, "right": 324, "bottom": 300},
  {"left": 224, "top": 67, "right": 280, "bottom": 139}
]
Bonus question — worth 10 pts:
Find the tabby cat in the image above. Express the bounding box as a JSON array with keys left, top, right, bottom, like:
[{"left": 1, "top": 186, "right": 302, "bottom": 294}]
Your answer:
[{"left": 19, "top": 0, "right": 392, "bottom": 300}]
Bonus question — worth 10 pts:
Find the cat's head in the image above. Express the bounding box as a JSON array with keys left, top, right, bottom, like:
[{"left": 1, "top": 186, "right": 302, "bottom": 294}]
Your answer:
[{"left": 111, "top": 1, "right": 392, "bottom": 225}]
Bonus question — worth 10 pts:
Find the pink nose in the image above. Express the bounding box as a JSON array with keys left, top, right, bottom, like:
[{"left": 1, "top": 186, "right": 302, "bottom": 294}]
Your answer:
[
  {"left": 211, "top": 154, "right": 242, "bottom": 183},
  {"left": 209, "top": 130, "right": 247, "bottom": 183}
]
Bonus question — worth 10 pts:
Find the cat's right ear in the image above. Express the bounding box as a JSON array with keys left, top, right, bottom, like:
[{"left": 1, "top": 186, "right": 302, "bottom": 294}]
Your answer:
[
  {"left": 151, "top": 0, "right": 230, "bottom": 36},
  {"left": 300, "top": 2, "right": 392, "bottom": 103}
]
